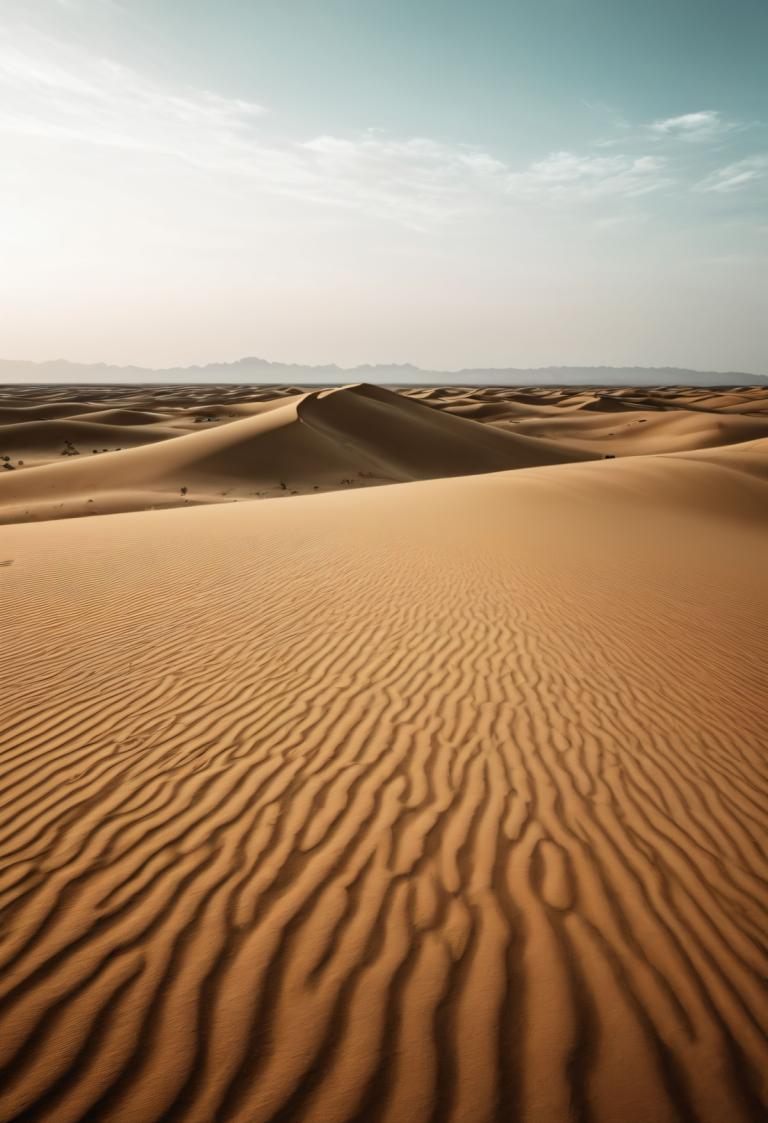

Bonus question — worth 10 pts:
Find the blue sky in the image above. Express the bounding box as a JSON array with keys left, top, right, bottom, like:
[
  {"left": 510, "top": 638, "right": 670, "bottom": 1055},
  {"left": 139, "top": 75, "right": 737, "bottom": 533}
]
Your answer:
[{"left": 1, "top": 0, "right": 766, "bottom": 371}]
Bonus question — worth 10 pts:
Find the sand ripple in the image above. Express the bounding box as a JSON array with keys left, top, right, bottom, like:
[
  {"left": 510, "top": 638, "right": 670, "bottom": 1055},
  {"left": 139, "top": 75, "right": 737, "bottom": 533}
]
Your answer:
[{"left": 1, "top": 448, "right": 766, "bottom": 1122}]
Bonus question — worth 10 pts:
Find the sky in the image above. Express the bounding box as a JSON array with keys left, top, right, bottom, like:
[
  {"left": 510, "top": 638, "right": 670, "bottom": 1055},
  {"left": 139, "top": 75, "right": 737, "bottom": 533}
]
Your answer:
[{"left": 1, "top": 0, "right": 766, "bottom": 372}]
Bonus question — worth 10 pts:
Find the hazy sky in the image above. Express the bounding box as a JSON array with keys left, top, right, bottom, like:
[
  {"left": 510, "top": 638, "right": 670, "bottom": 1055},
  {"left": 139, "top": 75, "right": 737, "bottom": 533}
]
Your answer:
[{"left": 1, "top": 0, "right": 766, "bottom": 371}]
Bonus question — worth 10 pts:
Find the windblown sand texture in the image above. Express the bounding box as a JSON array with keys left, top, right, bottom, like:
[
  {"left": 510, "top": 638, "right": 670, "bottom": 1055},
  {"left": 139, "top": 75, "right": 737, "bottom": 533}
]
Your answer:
[{"left": 1, "top": 383, "right": 767, "bottom": 1122}]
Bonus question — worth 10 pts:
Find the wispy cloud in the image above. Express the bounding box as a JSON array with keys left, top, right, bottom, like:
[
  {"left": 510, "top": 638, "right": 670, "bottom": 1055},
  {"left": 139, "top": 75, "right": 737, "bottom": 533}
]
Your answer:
[
  {"left": 0, "top": 31, "right": 762, "bottom": 237},
  {"left": 5, "top": 35, "right": 663, "bottom": 229},
  {"left": 48, "top": 0, "right": 126, "bottom": 11},
  {"left": 695, "top": 154, "right": 768, "bottom": 193},
  {"left": 299, "top": 134, "right": 511, "bottom": 222},
  {"left": 505, "top": 152, "right": 672, "bottom": 199},
  {"left": 647, "top": 110, "right": 738, "bottom": 142},
  {"left": 0, "top": 41, "right": 266, "bottom": 156},
  {"left": 0, "top": 36, "right": 503, "bottom": 227}
]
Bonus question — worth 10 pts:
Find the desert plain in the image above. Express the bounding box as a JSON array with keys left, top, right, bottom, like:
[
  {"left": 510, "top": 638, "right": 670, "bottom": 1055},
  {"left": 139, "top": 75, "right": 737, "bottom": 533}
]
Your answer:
[{"left": 0, "top": 381, "right": 767, "bottom": 1122}]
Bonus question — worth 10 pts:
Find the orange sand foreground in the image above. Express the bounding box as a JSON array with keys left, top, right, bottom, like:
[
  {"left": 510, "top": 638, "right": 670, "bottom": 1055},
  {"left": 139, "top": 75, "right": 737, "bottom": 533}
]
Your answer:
[{"left": 1, "top": 383, "right": 767, "bottom": 1122}]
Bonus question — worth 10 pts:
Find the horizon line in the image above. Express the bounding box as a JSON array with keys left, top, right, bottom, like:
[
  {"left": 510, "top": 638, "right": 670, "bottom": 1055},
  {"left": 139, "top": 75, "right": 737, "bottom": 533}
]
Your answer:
[{"left": 1, "top": 357, "right": 766, "bottom": 379}]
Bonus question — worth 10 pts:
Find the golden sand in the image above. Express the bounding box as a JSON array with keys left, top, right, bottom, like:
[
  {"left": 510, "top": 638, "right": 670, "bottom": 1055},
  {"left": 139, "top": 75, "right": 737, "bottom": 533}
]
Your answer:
[{"left": 1, "top": 384, "right": 766, "bottom": 1121}]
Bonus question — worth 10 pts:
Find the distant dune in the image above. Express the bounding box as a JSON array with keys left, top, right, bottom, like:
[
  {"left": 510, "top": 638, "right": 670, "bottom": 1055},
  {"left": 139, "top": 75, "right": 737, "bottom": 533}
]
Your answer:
[{"left": 1, "top": 383, "right": 766, "bottom": 1122}]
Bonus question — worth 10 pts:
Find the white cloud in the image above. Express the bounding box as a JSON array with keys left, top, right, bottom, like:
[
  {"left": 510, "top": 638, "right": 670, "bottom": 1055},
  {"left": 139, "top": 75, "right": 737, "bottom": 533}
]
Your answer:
[
  {"left": 695, "top": 155, "right": 768, "bottom": 193},
  {"left": 0, "top": 31, "right": 695, "bottom": 234},
  {"left": 0, "top": 35, "right": 511, "bottom": 227},
  {"left": 298, "top": 134, "right": 510, "bottom": 223},
  {"left": 648, "top": 110, "right": 736, "bottom": 142},
  {"left": 0, "top": 30, "right": 759, "bottom": 244},
  {"left": 505, "top": 152, "right": 672, "bottom": 199},
  {"left": 0, "top": 41, "right": 267, "bottom": 156}
]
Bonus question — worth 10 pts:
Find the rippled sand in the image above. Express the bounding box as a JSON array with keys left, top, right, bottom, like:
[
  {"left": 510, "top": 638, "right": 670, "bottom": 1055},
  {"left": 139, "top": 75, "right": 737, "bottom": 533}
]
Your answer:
[{"left": 1, "top": 384, "right": 766, "bottom": 1122}]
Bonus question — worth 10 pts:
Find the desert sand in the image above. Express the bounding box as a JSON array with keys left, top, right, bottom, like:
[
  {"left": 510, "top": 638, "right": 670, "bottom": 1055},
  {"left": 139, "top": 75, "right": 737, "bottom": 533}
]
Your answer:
[{"left": 1, "top": 383, "right": 767, "bottom": 1122}]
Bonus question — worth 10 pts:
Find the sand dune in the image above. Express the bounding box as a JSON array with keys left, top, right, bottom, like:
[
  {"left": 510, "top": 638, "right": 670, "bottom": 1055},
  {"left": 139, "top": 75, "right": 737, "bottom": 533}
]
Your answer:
[
  {"left": 0, "top": 417, "right": 179, "bottom": 467},
  {"left": 1, "top": 430, "right": 766, "bottom": 1122},
  {"left": 0, "top": 402, "right": 96, "bottom": 424},
  {"left": 8, "top": 379, "right": 768, "bottom": 525},
  {"left": 0, "top": 384, "right": 593, "bottom": 523},
  {"left": 489, "top": 409, "right": 768, "bottom": 457},
  {"left": 69, "top": 407, "right": 172, "bottom": 426}
]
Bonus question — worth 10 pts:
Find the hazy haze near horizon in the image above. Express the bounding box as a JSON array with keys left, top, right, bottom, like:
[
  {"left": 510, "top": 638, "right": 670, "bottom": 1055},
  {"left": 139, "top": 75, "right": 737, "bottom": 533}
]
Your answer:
[{"left": 1, "top": 0, "right": 766, "bottom": 375}]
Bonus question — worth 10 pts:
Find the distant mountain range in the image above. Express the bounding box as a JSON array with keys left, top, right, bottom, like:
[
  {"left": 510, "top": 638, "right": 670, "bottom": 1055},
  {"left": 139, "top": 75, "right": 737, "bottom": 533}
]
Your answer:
[{"left": 0, "top": 357, "right": 765, "bottom": 386}]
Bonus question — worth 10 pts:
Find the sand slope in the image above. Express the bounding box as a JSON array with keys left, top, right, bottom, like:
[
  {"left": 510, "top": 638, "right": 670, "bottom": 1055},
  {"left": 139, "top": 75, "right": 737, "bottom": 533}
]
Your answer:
[
  {"left": 488, "top": 408, "right": 768, "bottom": 457},
  {"left": 1, "top": 439, "right": 767, "bottom": 1122},
  {"left": 0, "top": 418, "right": 178, "bottom": 463}
]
